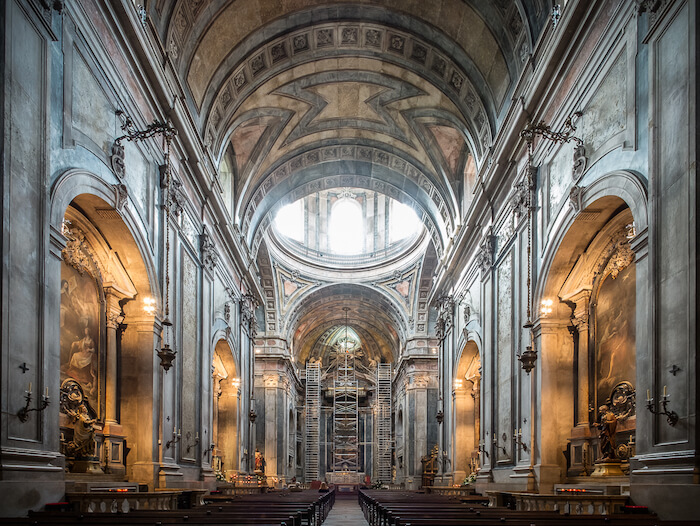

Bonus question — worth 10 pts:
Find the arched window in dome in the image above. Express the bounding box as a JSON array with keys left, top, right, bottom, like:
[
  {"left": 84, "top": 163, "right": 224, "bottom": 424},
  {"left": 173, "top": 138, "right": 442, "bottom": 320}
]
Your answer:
[
  {"left": 274, "top": 200, "right": 304, "bottom": 243},
  {"left": 389, "top": 200, "right": 421, "bottom": 243},
  {"left": 329, "top": 196, "right": 364, "bottom": 254}
]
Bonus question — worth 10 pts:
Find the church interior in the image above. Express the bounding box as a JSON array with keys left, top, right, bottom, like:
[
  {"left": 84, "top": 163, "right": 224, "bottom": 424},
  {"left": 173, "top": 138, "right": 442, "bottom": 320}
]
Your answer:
[{"left": 1, "top": 0, "right": 699, "bottom": 522}]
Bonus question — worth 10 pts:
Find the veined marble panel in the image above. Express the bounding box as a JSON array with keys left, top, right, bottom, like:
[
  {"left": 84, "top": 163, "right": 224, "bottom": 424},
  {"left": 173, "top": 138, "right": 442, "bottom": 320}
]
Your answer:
[
  {"left": 496, "top": 250, "right": 513, "bottom": 462},
  {"left": 72, "top": 49, "right": 113, "bottom": 156},
  {"left": 180, "top": 248, "right": 198, "bottom": 453}
]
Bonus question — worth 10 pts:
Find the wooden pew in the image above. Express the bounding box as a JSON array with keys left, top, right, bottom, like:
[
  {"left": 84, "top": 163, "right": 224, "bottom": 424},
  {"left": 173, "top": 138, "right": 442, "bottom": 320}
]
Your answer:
[{"left": 358, "top": 489, "right": 700, "bottom": 526}]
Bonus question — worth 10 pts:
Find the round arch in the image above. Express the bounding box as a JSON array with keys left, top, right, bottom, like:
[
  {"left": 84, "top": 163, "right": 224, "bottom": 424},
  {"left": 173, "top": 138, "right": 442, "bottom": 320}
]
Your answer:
[{"left": 534, "top": 170, "right": 648, "bottom": 307}]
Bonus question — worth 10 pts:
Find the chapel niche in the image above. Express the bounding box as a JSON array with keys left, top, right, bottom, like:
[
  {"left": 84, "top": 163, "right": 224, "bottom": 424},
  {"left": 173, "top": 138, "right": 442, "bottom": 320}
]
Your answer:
[
  {"left": 559, "top": 205, "right": 637, "bottom": 477},
  {"left": 59, "top": 217, "right": 106, "bottom": 473}
]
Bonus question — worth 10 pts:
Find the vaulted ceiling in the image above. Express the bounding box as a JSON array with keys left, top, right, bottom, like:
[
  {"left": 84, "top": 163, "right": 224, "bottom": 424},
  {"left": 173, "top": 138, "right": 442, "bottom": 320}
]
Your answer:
[{"left": 150, "top": 0, "right": 550, "bottom": 362}]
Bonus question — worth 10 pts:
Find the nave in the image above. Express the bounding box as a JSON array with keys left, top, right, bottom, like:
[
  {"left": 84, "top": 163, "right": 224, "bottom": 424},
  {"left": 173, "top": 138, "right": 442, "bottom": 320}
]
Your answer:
[{"left": 1, "top": 0, "right": 699, "bottom": 521}]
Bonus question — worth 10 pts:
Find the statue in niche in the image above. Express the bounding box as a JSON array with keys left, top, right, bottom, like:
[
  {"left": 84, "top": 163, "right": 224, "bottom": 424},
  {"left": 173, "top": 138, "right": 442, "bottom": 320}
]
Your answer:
[
  {"left": 254, "top": 448, "right": 266, "bottom": 473},
  {"left": 593, "top": 404, "right": 618, "bottom": 461},
  {"left": 60, "top": 379, "right": 101, "bottom": 472}
]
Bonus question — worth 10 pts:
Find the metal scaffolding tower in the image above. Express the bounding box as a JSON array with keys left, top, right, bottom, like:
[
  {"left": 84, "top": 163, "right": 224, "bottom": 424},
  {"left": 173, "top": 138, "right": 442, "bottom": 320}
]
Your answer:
[
  {"left": 333, "top": 307, "right": 359, "bottom": 473},
  {"left": 305, "top": 361, "right": 321, "bottom": 482},
  {"left": 376, "top": 363, "right": 392, "bottom": 482}
]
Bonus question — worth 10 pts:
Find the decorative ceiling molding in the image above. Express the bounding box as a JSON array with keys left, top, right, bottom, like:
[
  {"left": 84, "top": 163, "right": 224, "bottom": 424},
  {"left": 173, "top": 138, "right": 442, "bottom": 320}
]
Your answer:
[
  {"left": 273, "top": 262, "right": 320, "bottom": 318},
  {"left": 372, "top": 264, "right": 421, "bottom": 319}
]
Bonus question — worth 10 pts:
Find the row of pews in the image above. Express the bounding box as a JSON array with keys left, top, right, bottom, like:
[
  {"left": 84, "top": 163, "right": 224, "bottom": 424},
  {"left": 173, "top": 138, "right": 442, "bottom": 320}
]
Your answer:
[
  {"left": 0, "top": 488, "right": 335, "bottom": 526},
  {"left": 358, "top": 490, "right": 700, "bottom": 526}
]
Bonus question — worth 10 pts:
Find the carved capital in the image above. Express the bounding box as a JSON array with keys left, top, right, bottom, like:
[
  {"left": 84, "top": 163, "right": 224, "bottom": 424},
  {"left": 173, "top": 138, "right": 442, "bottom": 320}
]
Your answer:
[
  {"left": 569, "top": 184, "right": 586, "bottom": 214},
  {"left": 510, "top": 177, "right": 532, "bottom": 218},
  {"left": 114, "top": 183, "right": 128, "bottom": 212},
  {"left": 572, "top": 144, "right": 587, "bottom": 181},
  {"left": 475, "top": 233, "right": 495, "bottom": 273},
  {"left": 111, "top": 142, "right": 125, "bottom": 180},
  {"left": 200, "top": 230, "right": 219, "bottom": 271}
]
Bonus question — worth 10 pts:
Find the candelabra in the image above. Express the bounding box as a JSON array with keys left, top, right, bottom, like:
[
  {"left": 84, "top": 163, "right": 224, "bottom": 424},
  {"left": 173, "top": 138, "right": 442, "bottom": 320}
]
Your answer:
[
  {"left": 186, "top": 432, "right": 200, "bottom": 454},
  {"left": 166, "top": 428, "right": 182, "bottom": 449},
  {"left": 17, "top": 384, "right": 50, "bottom": 423},
  {"left": 646, "top": 386, "right": 678, "bottom": 426},
  {"left": 513, "top": 428, "right": 528, "bottom": 452}
]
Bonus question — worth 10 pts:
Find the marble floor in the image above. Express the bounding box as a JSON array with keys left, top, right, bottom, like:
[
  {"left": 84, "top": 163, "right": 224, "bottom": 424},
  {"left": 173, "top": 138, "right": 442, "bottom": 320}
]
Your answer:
[{"left": 324, "top": 495, "right": 369, "bottom": 526}]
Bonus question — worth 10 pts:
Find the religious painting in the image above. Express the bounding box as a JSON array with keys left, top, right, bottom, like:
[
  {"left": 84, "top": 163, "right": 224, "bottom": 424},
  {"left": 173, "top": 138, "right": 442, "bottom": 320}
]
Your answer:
[
  {"left": 595, "top": 263, "right": 636, "bottom": 407},
  {"left": 60, "top": 260, "right": 101, "bottom": 401}
]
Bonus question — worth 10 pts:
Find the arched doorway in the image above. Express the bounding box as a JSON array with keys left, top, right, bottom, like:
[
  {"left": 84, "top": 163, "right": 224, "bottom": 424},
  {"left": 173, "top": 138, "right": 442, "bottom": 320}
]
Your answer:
[
  {"left": 453, "top": 341, "right": 481, "bottom": 484},
  {"left": 212, "top": 340, "right": 239, "bottom": 480},
  {"left": 537, "top": 195, "right": 638, "bottom": 481}
]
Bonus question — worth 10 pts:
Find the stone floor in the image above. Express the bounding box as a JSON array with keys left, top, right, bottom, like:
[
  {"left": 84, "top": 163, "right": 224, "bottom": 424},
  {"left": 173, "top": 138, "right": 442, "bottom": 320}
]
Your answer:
[{"left": 324, "top": 495, "right": 369, "bottom": 525}]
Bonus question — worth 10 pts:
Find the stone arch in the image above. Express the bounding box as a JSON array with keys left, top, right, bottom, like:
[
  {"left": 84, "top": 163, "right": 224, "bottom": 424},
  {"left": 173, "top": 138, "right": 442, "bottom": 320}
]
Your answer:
[
  {"left": 50, "top": 169, "right": 162, "bottom": 480},
  {"left": 453, "top": 340, "right": 481, "bottom": 482},
  {"left": 531, "top": 169, "right": 647, "bottom": 481},
  {"left": 535, "top": 170, "right": 648, "bottom": 307},
  {"left": 213, "top": 338, "right": 240, "bottom": 479}
]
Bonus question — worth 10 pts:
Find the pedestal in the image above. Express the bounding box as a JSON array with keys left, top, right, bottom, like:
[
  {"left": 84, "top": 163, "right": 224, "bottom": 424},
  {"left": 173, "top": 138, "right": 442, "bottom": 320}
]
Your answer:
[
  {"left": 590, "top": 461, "right": 625, "bottom": 477},
  {"left": 102, "top": 423, "right": 126, "bottom": 476}
]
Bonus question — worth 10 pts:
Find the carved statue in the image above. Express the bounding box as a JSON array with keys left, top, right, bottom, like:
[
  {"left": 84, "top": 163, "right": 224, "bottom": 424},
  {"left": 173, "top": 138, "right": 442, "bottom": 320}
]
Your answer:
[
  {"left": 254, "top": 448, "right": 266, "bottom": 473},
  {"left": 60, "top": 379, "right": 98, "bottom": 459},
  {"left": 593, "top": 404, "right": 618, "bottom": 461}
]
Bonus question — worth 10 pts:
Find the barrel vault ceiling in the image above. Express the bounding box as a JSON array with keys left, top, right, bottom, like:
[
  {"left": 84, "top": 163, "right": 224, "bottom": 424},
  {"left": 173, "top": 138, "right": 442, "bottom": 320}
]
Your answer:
[{"left": 150, "top": 0, "right": 549, "bottom": 363}]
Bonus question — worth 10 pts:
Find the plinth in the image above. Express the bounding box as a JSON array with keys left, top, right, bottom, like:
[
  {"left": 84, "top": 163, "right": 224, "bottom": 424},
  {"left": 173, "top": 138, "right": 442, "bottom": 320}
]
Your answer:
[{"left": 590, "top": 460, "right": 625, "bottom": 477}]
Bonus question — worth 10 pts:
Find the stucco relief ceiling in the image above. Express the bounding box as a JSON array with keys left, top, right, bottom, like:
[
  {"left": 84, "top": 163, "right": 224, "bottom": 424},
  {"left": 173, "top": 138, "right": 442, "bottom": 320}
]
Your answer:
[{"left": 150, "top": 0, "right": 548, "bottom": 360}]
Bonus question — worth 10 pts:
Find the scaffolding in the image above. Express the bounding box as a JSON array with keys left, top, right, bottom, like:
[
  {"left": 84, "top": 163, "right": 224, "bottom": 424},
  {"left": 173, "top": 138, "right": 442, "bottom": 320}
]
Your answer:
[
  {"left": 305, "top": 361, "right": 321, "bottom": 482},
  {"left": 376, "top": 363, "right": 392, "bottom": 482},
  {"left": 333, "top": 308, "right": 359, "bottom": 473}
]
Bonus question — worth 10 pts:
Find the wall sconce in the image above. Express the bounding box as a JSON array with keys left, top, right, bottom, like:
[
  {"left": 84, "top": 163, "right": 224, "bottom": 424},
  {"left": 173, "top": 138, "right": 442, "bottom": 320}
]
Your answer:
[
  {"left": 513, "top": 428, "right": 528, "bottom": 452},
  {"left": 17, "top": 384, "right": 50, "bottom": 423},
  {"left": 143, "top": 296, "right": 156, "bottom": 316},
  {"left": 186, "top": 431, "right": 200, "bottom": 454},
  {"left": 454, "top": 378, "right": 463, "bottom": 390},
  {"left": 231, "top": 378, "right": 241, "bottom": 390},
  {"left": 646, "top": 386, "right": 678, "bottom": 426},
  {"left": 431, "top": 348, "right": 438, "bottom": 354},
  {"left": 540, "top": 298, "right": 553, "bottom": 317},
  {"left": 166, "top": 428, "right": 181, "bottom": 449},
  {"left": 478, "top": 440, "right": 489, "bottom": 459}
]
